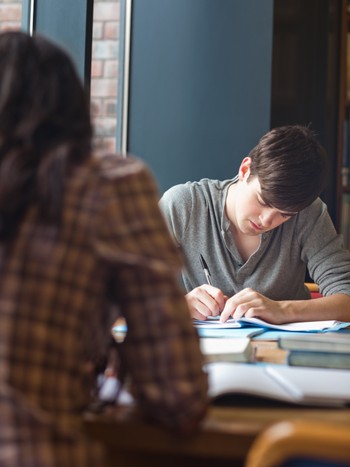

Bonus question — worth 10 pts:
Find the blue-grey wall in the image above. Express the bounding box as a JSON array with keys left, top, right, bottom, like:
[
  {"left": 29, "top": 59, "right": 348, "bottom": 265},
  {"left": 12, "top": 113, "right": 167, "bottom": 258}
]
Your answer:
[{"left": 127, "top": 0, "right": 274, "bottom": 193}]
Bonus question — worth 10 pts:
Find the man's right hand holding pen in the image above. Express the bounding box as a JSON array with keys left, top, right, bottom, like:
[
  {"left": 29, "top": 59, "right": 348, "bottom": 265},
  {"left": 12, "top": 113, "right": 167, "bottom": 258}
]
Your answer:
[
  {"left": 186, "top": 254, "right": 228, "bottom": 320},
  {"left": 185, "top": 284, "right": 228, "bottom": 320},
  {"left": 187, "top": 254, "right": 287, "bottom": 323}
]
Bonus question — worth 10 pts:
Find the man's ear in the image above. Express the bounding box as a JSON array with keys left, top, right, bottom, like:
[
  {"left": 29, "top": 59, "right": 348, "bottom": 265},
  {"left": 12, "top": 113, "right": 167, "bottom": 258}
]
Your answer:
[{"left": 238, "top": 157, "right": 252, "bottom": 181}]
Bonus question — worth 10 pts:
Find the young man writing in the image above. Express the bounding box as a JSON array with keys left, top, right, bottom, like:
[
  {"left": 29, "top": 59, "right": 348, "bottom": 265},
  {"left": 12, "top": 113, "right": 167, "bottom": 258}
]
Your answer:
[{"left": 160, "top": 125, "right": 350, "bottom": 324}]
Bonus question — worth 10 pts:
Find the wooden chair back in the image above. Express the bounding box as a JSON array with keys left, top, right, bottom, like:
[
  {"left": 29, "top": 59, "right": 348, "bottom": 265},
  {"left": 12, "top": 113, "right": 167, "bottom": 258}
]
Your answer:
[{"left": 245, "top": 419, "right": 350, "bottom": 467}]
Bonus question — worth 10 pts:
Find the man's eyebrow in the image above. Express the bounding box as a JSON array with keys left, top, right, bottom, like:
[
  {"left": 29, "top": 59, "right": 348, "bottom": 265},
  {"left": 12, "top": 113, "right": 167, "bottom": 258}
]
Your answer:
[
  {"left": 258, "top": 192, "right": 297, "bottom": 217},
  {"left": 279, "top": 210, "right": 298, "bottom": 217}
]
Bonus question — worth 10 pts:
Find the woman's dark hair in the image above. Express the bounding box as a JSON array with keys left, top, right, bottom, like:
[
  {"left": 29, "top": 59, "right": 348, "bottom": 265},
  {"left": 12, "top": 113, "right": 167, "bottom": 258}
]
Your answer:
[
  {"left": 0, "top": 31, "right": 92, "bottom": 241},
  {"left": 248, "top": 125, "right": 328, "bottom": 213}
]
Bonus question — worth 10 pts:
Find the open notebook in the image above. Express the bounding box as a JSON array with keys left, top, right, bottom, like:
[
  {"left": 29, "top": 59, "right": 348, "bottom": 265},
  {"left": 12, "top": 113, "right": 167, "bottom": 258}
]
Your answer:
[
  {"left": 98, "top": 361, "right": 350, "bottom": 408},
  {"left": 206, "top": 362, "right": 350, "bottom": 407},
  {"left": 193, "top": 316, "right": 350, "bottom": 333}
]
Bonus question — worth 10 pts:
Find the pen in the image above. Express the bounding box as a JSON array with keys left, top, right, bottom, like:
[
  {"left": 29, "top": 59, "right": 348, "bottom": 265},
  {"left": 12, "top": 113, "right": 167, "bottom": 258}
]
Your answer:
[{"left": 200, "top": 254, "right": 213, "bottom": 286}]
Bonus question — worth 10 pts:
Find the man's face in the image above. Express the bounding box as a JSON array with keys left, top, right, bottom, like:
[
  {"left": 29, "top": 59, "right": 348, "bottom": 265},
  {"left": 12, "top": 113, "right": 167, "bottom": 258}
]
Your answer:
[{"left": 226, "top": 158, "right": 296, "bottom": 236}]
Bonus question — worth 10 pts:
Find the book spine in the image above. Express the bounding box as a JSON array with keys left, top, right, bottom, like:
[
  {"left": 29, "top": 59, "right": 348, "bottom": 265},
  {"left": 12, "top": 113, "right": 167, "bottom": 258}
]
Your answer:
[
  {"left": 288, "top": 351, "right": 350, "bottom": 370},
  {"left": 279, "top": 340, "right": 350, "bottom": 353}
]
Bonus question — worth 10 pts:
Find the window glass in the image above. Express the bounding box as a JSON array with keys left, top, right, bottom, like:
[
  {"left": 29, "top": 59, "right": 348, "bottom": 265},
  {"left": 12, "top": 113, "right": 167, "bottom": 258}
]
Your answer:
[{"left": 0, "top": 0, "right": 122, "bottom": 153}]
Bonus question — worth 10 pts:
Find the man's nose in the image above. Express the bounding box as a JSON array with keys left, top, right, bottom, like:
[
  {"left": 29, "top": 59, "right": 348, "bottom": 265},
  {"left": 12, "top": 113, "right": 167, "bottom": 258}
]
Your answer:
[{"left": 259, "top": 209, "right": 276, "bottom": 227}]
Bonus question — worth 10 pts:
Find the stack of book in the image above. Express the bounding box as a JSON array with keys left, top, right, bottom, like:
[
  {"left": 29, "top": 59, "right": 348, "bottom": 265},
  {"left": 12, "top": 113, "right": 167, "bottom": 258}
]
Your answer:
[
  {"left": 200, "top": 337, "right": 255, "bottom": 363},
  {"left": 278, "top": 332, "right": 350, "bottom": 370}
]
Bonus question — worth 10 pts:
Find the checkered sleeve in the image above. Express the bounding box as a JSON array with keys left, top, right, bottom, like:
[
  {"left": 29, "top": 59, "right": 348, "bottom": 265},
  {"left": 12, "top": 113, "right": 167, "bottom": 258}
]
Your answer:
[{"left": 94, "top": 156, "right": 208, "bottom": 432}]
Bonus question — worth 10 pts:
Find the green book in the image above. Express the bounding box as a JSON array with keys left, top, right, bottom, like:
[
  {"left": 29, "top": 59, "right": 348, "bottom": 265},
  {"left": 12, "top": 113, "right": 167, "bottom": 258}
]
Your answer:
[
  {"left": 278, "top": 332, "right": 350, "bottom": 353},
  {"left": 287, "top": 350, "right": 350, "bottom": 370}
]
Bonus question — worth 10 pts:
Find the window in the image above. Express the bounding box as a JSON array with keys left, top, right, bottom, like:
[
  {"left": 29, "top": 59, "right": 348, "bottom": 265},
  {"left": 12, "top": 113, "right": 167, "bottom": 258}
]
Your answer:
[
  {"left": 91, "top": 0, "right": 121, "bottom": 152},
  {"left": 0, "top": 0, "right": 22, "bottom": 31},
  {"left": 1, "top": 0, "right": 127, "bottom": 155}
]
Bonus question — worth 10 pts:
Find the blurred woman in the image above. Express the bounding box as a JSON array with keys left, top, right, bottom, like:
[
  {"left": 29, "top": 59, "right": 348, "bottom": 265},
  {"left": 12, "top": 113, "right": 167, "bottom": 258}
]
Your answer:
[{"left": 0, "top": 31, "right": 208, "bottom": 466}]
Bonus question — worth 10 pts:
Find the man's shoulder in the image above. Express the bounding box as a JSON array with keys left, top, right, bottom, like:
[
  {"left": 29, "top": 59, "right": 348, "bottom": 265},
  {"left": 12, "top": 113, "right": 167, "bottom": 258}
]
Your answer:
[
  {"left": 297, "top": 197, "right": 328, "bottom": 220},
  {"left": 162, "top": 177, "right": 231, "bottom": 202}
]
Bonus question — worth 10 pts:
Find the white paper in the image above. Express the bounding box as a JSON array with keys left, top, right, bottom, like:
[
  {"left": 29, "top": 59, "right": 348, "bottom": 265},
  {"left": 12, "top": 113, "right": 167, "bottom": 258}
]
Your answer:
[
  {"left": 206, "top": 362, "right": 350, "bottom": 407},
  {"left": 194, "top": 316, "right": 350, "bottom": 333}
]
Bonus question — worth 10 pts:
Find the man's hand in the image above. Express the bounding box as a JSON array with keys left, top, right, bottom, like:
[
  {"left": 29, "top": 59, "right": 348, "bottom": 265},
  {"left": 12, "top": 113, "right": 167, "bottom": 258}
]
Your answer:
[
  {"left": 220, "top": 288, "right": 288, "bottom": 324},
  {"left": 185, "top": 285, "right": 228, "bottom": 320}
]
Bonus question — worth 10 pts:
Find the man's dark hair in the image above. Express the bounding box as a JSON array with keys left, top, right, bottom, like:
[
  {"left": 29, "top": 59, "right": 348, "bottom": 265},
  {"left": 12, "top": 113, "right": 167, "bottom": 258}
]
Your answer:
[
  {"left": 0, "top": 31, "right": 92, "bottom": 241},
  {"left": 248, "top": 125, "right": 328, "bottom": 213}
]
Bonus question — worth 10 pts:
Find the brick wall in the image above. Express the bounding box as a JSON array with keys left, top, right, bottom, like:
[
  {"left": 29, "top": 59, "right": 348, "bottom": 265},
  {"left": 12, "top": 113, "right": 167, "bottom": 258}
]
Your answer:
[
  {"left": 0, "top": 0, "right": 120, "bottom": 152},
  {"left": 92, "top": 0, "right": 120, "bottom": 152},
  {"left": 0, "top": 0, "right": 21, "bottom": 31}
]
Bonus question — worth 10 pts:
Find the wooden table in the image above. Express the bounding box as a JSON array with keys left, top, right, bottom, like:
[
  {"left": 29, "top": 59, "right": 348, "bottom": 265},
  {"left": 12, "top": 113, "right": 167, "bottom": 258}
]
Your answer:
[{"left": 82, "top": 339, "right": 350, "bottom": 467}]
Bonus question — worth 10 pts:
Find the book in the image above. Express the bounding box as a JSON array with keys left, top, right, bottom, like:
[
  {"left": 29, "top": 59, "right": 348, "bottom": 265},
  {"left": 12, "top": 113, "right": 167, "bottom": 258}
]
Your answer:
[
  {"left": 193, "top": 316, "right": 350, "bottom": 333},
  {"left": 206, "top": 362, "right": 350, "bottom": 407},
  {"left": 194, "top": 317, "right": 242, "bottom": 329},
  {"left": 199, "top": 337, "right": 254, "bottom": 363},
  {"left": 287, "top": 351, "right": 350, "bottom": 370},
  {"left": 196, "top": 327, "right": 264, "bottom": 338},
  {"left": 279, "top": 330, "right": 350, "bottom": 369},
  {"left": 278, "top": 332, "right": 350, "bottom": 353}
]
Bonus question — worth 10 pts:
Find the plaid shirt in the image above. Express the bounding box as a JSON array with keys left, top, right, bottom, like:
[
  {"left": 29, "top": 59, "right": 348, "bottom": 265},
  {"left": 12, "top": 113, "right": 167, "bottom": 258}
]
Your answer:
[{"left": 0, "top": 155, "right": 208, "bottom": 466}]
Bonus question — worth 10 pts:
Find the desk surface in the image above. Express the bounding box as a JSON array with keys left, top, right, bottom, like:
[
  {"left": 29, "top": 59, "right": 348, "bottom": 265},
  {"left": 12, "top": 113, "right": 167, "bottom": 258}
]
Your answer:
[
  {"left": 83, "top": 338, "right": 350, "bottom": 467},
  {"left": 83, "top": 402, "right": 350, "bottom": 467}
]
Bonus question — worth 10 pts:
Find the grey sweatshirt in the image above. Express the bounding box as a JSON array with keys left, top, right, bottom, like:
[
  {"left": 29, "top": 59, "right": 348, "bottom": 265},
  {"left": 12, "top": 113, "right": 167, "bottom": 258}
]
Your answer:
[{"left": 159, "top": 177, "right": 350, "bottom": 300}]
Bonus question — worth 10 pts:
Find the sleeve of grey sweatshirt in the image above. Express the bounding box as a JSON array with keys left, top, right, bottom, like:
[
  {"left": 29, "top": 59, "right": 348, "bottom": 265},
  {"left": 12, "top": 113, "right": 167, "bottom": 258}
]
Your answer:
[
  {"left": 296, "top": 198, "right": 350, "bottom": 297},
  {"left": 159, "top": 183, "right": 192, "bottom": 246}
]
